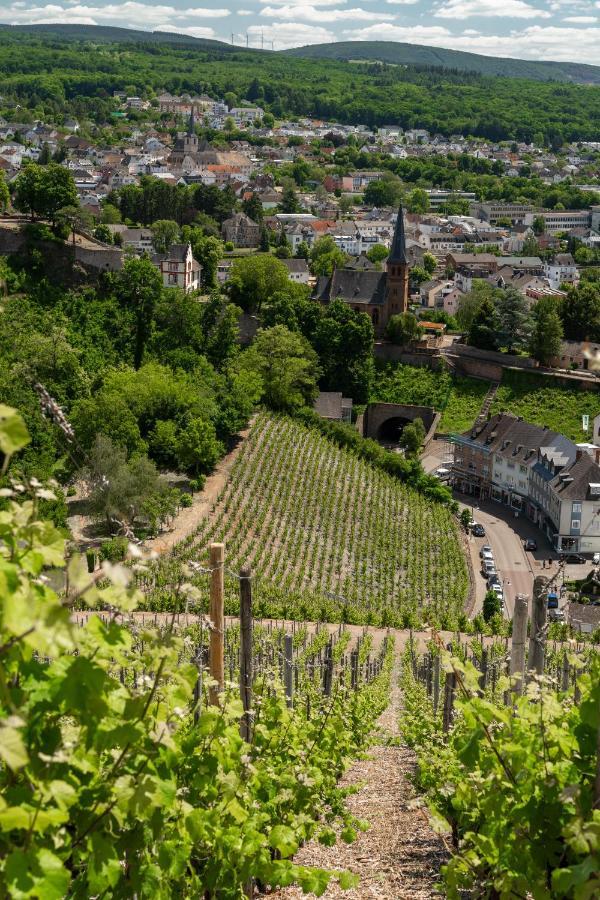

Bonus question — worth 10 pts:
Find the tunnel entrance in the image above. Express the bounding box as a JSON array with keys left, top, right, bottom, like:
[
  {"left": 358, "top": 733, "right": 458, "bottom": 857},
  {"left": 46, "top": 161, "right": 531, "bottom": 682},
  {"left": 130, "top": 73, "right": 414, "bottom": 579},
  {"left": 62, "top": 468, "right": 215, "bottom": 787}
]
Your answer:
[{"left": 377, "top": 416, "right": 411, "bottom": 445}]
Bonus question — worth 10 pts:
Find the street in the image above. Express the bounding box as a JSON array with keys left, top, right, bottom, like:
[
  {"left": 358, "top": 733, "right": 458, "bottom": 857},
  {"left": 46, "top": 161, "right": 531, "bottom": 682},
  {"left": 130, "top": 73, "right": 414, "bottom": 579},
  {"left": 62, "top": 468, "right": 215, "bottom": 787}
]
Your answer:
[{"left": 422, "top": 439, "right": 573, "bottom": 620}]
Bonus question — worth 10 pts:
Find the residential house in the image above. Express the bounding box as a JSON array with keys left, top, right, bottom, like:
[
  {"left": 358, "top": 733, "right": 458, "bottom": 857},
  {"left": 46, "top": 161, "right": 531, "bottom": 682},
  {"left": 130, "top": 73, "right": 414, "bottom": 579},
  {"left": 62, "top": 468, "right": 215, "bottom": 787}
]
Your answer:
[
  {"left": 281, "top": 258, "right": 310, "bottom": 283},
  {"left": 543, "top": 253, "right": 578, "bottom": 290},
  {"left": 152, "top": 243, "right": 201, "bottom": 293},
  {"left": 221, "top": 213, "right": 260, "bottom": 248}
]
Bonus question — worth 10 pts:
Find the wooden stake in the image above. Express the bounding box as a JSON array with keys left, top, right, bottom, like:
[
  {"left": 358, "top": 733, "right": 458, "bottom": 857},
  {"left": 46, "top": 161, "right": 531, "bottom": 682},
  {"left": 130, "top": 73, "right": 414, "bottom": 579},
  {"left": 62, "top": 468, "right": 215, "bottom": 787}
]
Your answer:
[
  {"left": 528, "top": 576, "right": 547, "bottom": 678},
  {"left": 209, "top": 543, "right": 225, "bottom": 706},
  {"left": 443, "top": 672, "right": 455, "bottom": 734},
  {"left": 433, "top": 654, "right": 441, "bottom": 715},
  {"left": 510, "top": 594, "right": 529, "bottom": 694},
  {"left": 239, "top": 564, "right": 253, "bottom": 741},
  {"left": 284, "top": 634, "right": 294, "bottom": 708}
]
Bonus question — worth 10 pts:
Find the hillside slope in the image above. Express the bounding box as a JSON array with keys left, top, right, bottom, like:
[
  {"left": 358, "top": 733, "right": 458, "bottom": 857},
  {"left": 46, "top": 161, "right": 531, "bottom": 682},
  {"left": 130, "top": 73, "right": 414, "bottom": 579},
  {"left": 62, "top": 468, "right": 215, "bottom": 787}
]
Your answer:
[
  {"left": 284, "top": 40, "right": 600, "bottom": 85},
  {"left": 146, "top": 414, "right": 468, "bottom": 627}
]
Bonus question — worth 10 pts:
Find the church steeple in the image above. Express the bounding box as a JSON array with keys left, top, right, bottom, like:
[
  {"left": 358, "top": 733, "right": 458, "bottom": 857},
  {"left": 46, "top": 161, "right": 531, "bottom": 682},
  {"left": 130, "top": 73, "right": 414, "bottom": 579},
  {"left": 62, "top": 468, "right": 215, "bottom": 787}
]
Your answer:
[
  {"left": 384, "top": 203, "right": 410, "bottom": 318},
  {"left": 183, "top": 105, "right": 198, "bottom": 154},
  {"left": 187, "top": 105, "right": 196, "bottom": 136},
  {"left": 388, "top": 204, "right": 408, "bottom": 265}
]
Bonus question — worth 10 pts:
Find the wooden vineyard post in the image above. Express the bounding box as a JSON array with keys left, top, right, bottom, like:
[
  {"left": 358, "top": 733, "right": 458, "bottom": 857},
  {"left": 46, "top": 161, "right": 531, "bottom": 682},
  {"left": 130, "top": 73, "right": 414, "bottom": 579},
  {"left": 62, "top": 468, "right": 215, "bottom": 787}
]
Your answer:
[
  {"left": 510, "top": 594, "right": 529, "bottom": 695},
  {"left": 239, "top": 564, "right": 253, "bottom": 741},
  {"left": 284, "top": 634, "right": 294, "bottom": 708},
  {"left": 561, "top": 653, "right": 570, "bottom": 693},
  {"left": 443, "top": 672, "right": 456, "bottom": 734},
  {"left": 432, "top": 655, "right": 441, "bottom": 716},
  {"left": 528, "top": 576, "right": 548, "bottom": 678},
  {"left": 209, "top": 543, "right": 225, "bottom": 706},
  {"left": 479, "top": 648, "right": 488, "bottom": 694},
  {"left": 323, "top": 639, "right": 333, "bottom": 697},
  {"left": 350, "top": 648, "right": 359, "bottom": 690}
]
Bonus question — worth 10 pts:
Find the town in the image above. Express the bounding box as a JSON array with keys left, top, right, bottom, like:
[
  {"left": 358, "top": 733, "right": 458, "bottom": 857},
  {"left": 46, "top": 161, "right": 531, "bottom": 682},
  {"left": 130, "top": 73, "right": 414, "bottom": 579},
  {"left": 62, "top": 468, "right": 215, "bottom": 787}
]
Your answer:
[{"left": 0, "top": 21, "right": 600, "bottom": 900}]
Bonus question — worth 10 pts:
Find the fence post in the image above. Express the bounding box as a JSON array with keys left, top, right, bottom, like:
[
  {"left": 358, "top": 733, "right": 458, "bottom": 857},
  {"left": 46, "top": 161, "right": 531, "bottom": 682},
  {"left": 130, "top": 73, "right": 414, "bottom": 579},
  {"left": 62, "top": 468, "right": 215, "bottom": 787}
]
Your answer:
[
  {"left": 561, "top": 653, "right": 570, "bottom": 694},
  {"left": 443, "top": 672, "right": 455, "bottom": 734},
  {"left": 350, "top": 648, "right": 359, "bottom": 690},
  {"left": 239, "top": 564, "right": 253, "bottom": 741},
  {"left": 323, "top": 639, "right": 333, "bottom": 697},
  {"left": 528, "top": 576, "right": 548, "bottom": 678},
  {"left": 284, "top": 634, "right": 294, "bottom": 708},
  {"left": 479, "top": 648, "right": 488, "bottom": 695},
  {"left": 510, "top": 594, "right": 529, "bottom": 695},
  {"left": 433, "top": 654, "right": 441, "bottom": 715},
  {"left": 209, "top": 543, "right": 225, "bottom": 706}
]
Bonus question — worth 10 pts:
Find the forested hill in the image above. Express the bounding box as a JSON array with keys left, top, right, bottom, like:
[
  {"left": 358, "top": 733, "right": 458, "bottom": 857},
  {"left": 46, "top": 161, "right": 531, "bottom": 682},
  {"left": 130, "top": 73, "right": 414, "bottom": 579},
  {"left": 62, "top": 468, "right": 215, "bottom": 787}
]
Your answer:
[
  {"left": 283, "top": 40, "right": 600, "bottom": 86},
  {"left": 0, "top": 23, "right": 235, "bottom": 51},
  {"left": 0, "top": 27, "right": 599, "bottom": 141}
]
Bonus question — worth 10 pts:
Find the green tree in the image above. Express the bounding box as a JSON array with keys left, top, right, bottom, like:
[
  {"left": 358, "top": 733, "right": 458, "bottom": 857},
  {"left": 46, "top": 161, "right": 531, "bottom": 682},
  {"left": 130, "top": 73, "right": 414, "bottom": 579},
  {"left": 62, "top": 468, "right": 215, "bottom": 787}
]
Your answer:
[
  {"left": 237, "top": 325, "right": 320, "bottom": 411},
  {"left": 0, "top": 172, "right": 9, "bottom": 213},
  {"left": 228, "top": 255, "right": 290, "bottom": 313},
  {"left": 312, "top": 299, "right": 374, "bottom": 404},
  {"left": 399, "top": 417, "right": 425, "bottom": 456},
  {"left": 309, "top": 235, "right": 348, "bottom": 277},
  {"left": 457, "top": 282, "right": 496, "bottom": 331},
  {"left": 93, "top": 223, "right": 113, "bottom": 244},
  {"left": 495, "top": 286, "right": 532, "bottom": 353},
  {"left": 366, "top": 244, "right": 389, "bottom": 265},
  {"left": 533, "top": 215, "right": 546, "bottom": 235},
  {"left": 151, "top": 219, "right": 180, "bottom": 254},
  {"left": 101, "top": 202, "right": 121, "bottom": 224},
  {"left": 560, "top": 284, "right": 600, "bottom": 342},
  {"left": 175, "top": 417, "right": 224, "bottom": 475},
  {"left": 363, "top": 173, "right": 402, "bottom": 208},
  {"left": 280, "top": 185, "right": 300, "bottom": 214},
  {"left": 116, "top": 256, "right": 164, "bottom": 369},
  {"left": 468, "top": 296, "right": 500, "bottom": 351},
  {"left": 14, "top": 162, "right": 78, "bottom": 223},
  {"left": 191, "top": 234, "right": 223, "bottom": 289},
  {"left": 242, "top": 194, "right": 264, "bottom": 223},
  {"left": 55, "top": 205, "right": 92, "bottom": 246},
  {"left": 483, "top": 589, "right": 502, "bottom": 621},
  {"left": 295, "top": 240, "right": 310, "bottom": 260},
  {"left": 529, "top": 296, "right": 564, "bottom": 366},
  {"left": 405, "top": 188, "right": 430, "bottom": 214},
  {"left": 423, "top": 252, "right": 437, "bottom": 275},
  {"left": 386, "top": 312, "right": 422, "bottom": 346}
]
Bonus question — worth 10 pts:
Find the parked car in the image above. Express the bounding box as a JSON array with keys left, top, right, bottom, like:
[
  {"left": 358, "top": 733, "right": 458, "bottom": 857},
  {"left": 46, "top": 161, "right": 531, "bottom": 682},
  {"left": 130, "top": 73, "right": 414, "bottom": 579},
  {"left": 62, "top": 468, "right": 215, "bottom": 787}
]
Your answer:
[
  {"left": 524, "top": 539, "right": 537, "bottom": 551},
  {"left": 471, "top": 524, "right": 486, "bottom": 537},
  {"left": 594, "top": 552, "right": 600, "bottom": 565},
  {"left": 559, "top": 553, "right": 586, "bottom": 564},
  {"left": 487, "top": 574, "right": 501, "bottom": 587},
  {"left": 547, "top": 592, "right": 559, "bottom": 610},
  {"left": 435, "top": 467, "right": 450, "bottom": 481},
  {"left": 479, "top": 545, "right": 493, "bottom": 558},
  {"left": 480, "top": 551, "right": 494, "bottom": 565},
  {"left": 548, "top": 609, "right": 565, "bottom": 622},
  {"left": 483, "top": 564, "right": 497, "bottom": 578}
]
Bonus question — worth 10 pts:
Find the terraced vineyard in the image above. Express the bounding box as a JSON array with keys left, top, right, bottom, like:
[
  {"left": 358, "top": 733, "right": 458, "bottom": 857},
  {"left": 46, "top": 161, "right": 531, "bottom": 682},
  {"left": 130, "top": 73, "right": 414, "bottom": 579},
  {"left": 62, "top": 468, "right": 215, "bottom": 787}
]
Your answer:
[{"left": 143, "top": 414, "right": 469, "bottom": 627}]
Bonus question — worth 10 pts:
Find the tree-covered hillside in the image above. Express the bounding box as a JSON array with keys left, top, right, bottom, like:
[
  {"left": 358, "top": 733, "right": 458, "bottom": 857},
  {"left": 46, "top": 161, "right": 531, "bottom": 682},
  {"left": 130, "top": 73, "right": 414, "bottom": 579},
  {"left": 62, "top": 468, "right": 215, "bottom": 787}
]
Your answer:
[
  {"left": 0, "top": 28, "right": 599, "bottom": 141},
  {"left": 284, "top": 40, "right": 600, "bottom": 85}
]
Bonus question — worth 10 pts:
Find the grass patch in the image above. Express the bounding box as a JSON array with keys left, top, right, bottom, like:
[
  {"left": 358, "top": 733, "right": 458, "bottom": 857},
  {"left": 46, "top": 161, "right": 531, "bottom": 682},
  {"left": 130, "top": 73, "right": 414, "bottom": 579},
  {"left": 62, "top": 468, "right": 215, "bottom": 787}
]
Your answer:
[
  {"left": 372, "top": 364, "right": 489, "bottom": 433},
  {"left": 490, "top": 370, "right": 600, "bottom": 441}
]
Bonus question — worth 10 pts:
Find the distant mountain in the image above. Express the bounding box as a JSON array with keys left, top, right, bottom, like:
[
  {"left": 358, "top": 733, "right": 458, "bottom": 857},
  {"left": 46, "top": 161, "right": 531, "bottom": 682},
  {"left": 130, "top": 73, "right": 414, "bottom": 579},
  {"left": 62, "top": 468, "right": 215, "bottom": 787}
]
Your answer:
[
  {"left": 283, "top": 40, "right": 600, "bottom": 85},
  {"left": 0, "top": 23, "right": 236, "bottom": 51}
]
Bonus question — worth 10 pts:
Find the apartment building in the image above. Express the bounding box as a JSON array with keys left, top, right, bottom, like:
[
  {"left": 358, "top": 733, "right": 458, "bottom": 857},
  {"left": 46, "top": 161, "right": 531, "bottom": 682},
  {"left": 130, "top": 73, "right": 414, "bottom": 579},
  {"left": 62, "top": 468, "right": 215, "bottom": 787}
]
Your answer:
[{"left": 451, "top": 412, "right": 600, "bottom": 552}]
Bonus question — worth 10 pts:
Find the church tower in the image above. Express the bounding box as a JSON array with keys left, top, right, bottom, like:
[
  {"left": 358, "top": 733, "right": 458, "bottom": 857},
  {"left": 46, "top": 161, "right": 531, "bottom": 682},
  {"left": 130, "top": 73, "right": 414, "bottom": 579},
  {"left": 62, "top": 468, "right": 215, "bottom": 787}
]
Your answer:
[
  {"left": 384, "top": 205, "right": 410, "bottom": 319},
  {"left": 183, "top": 106, "right": 199, "bottom": 154}
]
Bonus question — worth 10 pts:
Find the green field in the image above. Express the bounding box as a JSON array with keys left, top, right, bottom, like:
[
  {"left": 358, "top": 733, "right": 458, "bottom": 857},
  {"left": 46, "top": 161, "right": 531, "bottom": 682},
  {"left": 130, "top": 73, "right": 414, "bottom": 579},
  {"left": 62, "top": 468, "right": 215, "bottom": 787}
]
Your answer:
[
  {"left": 372, "top": 364, "right": 488, "bottom": 434},
  {"left": 490, "top": 370, "right": 600, "bottom": 441}
]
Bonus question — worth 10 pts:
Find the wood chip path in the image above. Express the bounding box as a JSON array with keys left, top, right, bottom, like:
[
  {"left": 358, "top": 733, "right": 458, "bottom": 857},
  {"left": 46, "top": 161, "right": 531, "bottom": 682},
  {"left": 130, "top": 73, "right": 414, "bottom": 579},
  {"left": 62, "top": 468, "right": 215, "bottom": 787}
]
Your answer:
[{"left": 271, "top": 662, "right": 448, "bottom": 899}]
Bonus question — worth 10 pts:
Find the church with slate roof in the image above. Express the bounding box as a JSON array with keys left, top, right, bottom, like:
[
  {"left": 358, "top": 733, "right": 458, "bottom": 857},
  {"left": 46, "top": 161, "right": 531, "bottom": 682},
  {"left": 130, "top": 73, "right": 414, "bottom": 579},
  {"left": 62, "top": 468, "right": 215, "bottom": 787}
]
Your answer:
[{"left": 311, "top": 205, "right": 410, "bottom": 334}]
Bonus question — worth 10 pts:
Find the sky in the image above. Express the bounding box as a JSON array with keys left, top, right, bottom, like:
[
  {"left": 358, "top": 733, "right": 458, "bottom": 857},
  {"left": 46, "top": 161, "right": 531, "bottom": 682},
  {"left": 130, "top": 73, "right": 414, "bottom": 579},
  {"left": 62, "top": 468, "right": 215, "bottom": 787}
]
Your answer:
[{"left": 2, "top": 0, "right": 600, "bottom": 64}]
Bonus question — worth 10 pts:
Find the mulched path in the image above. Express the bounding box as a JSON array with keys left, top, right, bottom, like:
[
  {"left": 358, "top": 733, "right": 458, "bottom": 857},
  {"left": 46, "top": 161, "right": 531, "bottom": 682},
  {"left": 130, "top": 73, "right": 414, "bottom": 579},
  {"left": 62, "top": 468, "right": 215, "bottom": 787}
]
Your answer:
[{"left": 270, "top": 664, "right": 448, "bottom": 899}]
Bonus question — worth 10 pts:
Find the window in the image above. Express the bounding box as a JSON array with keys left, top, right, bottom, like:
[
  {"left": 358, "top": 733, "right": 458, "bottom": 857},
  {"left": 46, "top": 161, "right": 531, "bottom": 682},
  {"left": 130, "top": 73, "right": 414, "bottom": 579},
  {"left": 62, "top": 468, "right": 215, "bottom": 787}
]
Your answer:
[
  {"left": 572, "top": 502, "right": 582, "bottom": 513},
  {"left": 520, "top": 465, "right": 527, "bottom": 474},
  {"left": 571, "top": 519, "right": 581, "bottom": 529}
]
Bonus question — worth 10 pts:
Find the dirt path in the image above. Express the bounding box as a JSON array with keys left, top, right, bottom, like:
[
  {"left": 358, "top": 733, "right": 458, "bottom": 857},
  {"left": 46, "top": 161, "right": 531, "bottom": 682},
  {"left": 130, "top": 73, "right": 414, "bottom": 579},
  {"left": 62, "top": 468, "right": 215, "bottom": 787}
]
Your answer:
[{"left": 272, "top": 661, "right": 448, "bottom": 899}]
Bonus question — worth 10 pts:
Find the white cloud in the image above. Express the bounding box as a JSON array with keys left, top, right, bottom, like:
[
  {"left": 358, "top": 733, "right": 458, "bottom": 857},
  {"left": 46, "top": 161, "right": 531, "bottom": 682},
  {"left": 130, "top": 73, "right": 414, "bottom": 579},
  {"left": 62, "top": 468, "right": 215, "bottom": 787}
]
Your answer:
[
  {"left": 237, "top": 8, "right": 253, "bottom": 13},
  {"left": 563, "top": 14, "right": 597, "bottom": 21},
  {"left": 435, "top": 0, "right": 550, "bottom": 19},
  {"left": 344, "top": 22, "right": 600, "bottom": 64},
  {"left": 259, "top": 0, "right": 345, "bottom": 5},
  {"left": 262, "top": 4, "right": 393, "bottom": 21},
  {"left": 247, "top": 21, "right": 335, "bottom": 48},
  {"left": 158, "top": 25, "right": 216, "bottom": 38},
  {"left": 386, "top": 0, "right": 419, "bottom": 4},
  {"left": 6, "top": 3, "right": 231, "bottom": 29}
]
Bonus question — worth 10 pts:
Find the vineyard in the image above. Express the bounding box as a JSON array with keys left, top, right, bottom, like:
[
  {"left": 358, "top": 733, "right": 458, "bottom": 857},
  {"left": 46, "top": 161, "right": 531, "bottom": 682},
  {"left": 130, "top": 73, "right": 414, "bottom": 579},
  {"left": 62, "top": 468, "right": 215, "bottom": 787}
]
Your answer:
[
  {"left": 398, "top": 592, "right": 600, "bottom": 899},
  {"left": 0, "top": 401, "right": 396, "bottom": 898},
  {"left": 140, "top": 413, "right": 469, "bottom": 628}
]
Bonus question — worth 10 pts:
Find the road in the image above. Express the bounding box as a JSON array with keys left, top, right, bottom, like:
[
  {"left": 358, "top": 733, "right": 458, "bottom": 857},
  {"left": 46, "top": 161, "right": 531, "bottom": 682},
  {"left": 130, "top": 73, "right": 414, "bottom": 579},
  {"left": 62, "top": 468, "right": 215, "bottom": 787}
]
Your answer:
[{"left": 422, "top": 439, "right": 574, "bottom": 621}]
